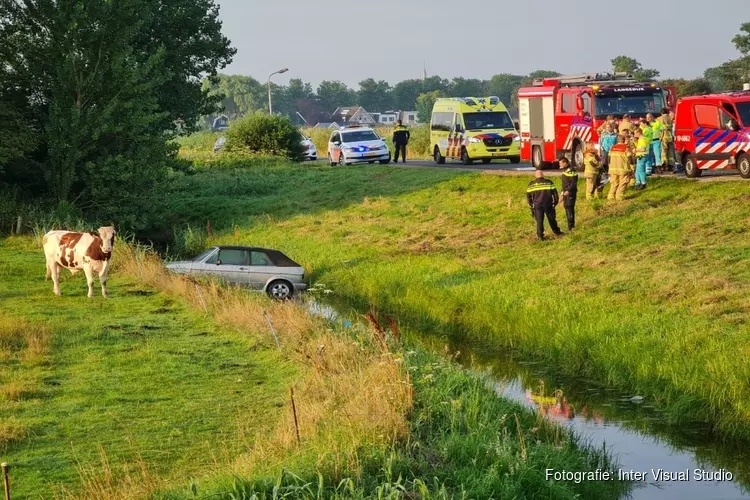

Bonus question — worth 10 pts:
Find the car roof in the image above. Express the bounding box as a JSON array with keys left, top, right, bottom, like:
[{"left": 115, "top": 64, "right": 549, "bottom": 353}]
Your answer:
[
  {"left": 213, "top": 245, "right": 282, "bottom": 253},
  {"left": 678, "top": 92, "right": 750, "bottom": 104}
]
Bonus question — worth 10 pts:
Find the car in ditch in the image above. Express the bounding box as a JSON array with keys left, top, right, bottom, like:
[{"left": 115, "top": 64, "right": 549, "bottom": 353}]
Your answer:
[{"left": 165, "top": 246, "right": 306, "bottom": 299}]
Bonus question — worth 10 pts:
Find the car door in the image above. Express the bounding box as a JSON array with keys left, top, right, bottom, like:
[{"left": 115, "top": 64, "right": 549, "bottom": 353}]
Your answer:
[
  {"left": 247, "top": 250, "right": 278, "bottom": 290},
  {"left": 213, "top": 248, "right": 250, "bottom": 287},
  {"left": 330, "top": 132, "right": 342, "bottom": 161},
  {"left": 191, "top": 248, "right": 219, "bottom": 276}
]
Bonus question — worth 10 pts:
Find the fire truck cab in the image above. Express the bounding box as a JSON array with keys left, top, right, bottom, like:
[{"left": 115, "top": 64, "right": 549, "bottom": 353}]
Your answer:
[
  {"left": 673, "top": 91, "right": 750, "bottom": 178},
  {"left": 517, "top": 73, "right": 675, "bottom": 169}
]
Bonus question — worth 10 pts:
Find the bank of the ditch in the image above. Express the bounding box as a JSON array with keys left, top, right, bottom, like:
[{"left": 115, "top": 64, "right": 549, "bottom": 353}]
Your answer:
[
  {"left": 0, "top": 236, "right": 625, "bottom": 499},
  {"left": 162, "top": 163, "right": 750, "bottom": 444}
]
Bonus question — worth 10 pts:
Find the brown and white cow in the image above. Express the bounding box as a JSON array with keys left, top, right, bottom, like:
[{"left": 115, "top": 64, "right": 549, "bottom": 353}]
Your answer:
[{"left": 43, "top": 226, "right": 116, "bottom": 297}]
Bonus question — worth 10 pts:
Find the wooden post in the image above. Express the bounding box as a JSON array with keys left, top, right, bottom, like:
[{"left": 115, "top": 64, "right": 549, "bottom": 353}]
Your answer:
[
  {"left": 2, "top": 462, "right": 10, "bottom": 500},
  {"left": 15, "top": 216, "right": 22, "bottom": 236},
  {"left": 206, "top": 220, "right": 212, "bottom": 238},
  {"left": 290, "top": 388, "right": 300, "bottom": 446}
]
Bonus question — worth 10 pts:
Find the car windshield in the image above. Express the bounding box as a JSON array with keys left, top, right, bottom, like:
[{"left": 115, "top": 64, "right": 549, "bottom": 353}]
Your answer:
[
  {"left": 193, "top": 248, "right": 217, "bottom": 262},
  {"left": 463, "top": 112, "right": 514, "bottom": 130},
  {"left": 735, "top": 102, "right": 750, "bottom": 127},
  {"left": 594, "top": 94, "right": 665, "bottom": 119},
  {"left": 341, "top": 130, "right": 379, "bottom": 142}
]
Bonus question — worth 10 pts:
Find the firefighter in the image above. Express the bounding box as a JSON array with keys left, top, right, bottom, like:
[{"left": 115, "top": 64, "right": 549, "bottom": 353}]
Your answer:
[
  {"left": 634, "top": 127, "right": 649, "bottom": 190},
  {"left": 559, "top": 157, "right": 577, "bottom": 230},
  {"left": 648, "top": 112, "right": 663, "bottom": 173},
  {"left": 619, "top": 114, "right": 635, "bottom": 133},
  {"left": 392, "top": 120, "right": 410, "bottom": 163},
  {"left": 599, "top": 123, "right": 618, "bottom": 170},
  {"left": 526, "top": 169, "right": 562, "bottom": 240},
  {"left": 607, "top": 135, "right": 632, "bottom": 200},
  {"left": 597, "top": 115, "right": 618, "bottom": 136},
  {"left": 583, "top": 143, "right": 602, "bottom": 199},
  {"left": 659, "top": 107, "right": 676, "bottom": 172}
]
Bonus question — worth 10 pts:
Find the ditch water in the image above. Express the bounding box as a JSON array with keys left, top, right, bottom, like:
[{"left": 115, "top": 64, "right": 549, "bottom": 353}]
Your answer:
[{"left": 306, "top": 299, "right": 750, "bottom": 500}]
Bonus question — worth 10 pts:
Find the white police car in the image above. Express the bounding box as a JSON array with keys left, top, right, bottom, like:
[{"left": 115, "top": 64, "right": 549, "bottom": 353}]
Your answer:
[
  {"left": 328, "top": 126, "right": 391, "bottom": 166},
  {"left": 300, "top": 134, "right": 317, "bottom": 161}
]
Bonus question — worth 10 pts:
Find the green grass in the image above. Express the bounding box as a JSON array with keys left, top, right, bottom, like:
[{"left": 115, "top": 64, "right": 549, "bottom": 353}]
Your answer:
[
  {"left": 160, "top": 163, "right": 750, "bottom": 443},
  {"left": 0, "top": 237, "right": 296, "bottom": 497}
]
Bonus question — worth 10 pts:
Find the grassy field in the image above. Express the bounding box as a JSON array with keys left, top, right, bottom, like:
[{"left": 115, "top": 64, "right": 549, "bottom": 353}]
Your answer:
[
  {"left": 158, "top": 162, "right": 750, "bottom": 444},
  {"left": 0, "top": 235, "right": 626, "bottom": 498}
]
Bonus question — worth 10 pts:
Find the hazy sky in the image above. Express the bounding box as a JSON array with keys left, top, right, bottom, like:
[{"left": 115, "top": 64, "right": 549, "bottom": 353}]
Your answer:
[{"left": 216, "top": 0, "right": 746, "bottom": 88}]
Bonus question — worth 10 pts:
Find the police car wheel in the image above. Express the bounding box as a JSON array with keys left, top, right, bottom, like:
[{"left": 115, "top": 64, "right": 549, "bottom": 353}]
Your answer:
[
  {"left": 684, "top": 155, "right": 702, "bottom": 178},
  {"left": 328, "top": 154, "right": 335, "bottom": 166},
  {"left": 338, "top": 153, "right": 348, "bottom": 166},
  {"left": 738, "top": 154, "right": 750, "bottom": 179},
  {"left": 461, "top": 148, "right": 473, "bottom": 165}
]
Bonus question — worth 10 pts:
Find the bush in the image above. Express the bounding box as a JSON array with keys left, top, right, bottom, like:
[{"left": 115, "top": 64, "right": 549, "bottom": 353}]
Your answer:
[{"left": 225, "top": 113, "right": 306, "bottom": 161}]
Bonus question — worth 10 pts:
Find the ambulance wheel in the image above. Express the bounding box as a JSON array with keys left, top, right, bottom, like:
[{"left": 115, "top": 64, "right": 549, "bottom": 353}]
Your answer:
[
  {"left": 481, "top": 159, "right": 491, "bottom": 164},
  {"left": 738, "top": 154, "right": 750, "bottom": 179},
  {"left": 434, "top": 147, "right": 445, "bottom": 165},
  {"left": 532, "top": 146, "right": 543, "bottom": 169},
  {"left": 509, "top": 156, "right": 521, "bottom": 164},
  {"left": 461, "top": 148, "right": 473, "bottom": 165},
  {"left": 684, "top": 155, "right": 702, "bottom": 178}
]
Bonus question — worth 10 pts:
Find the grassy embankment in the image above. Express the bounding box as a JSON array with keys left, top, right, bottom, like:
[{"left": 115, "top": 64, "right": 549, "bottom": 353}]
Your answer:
[
  {"left": 161, "top": 161, "right": 750, "bottom": 444},
  {"left": 0, "top": 235, "right": 625, "bottom": 498}
]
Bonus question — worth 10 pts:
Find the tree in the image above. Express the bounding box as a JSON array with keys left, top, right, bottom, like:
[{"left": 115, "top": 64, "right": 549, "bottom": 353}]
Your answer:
[
  {"left": 0, "top": 0, "right": 234, "bottom": 227},
  {"left": 357, "top": 78, "right": 392, "bottom": 112},
  {"left": 486, "top": 74, "right": 526, "bottom": 114},
  {"left": 317, "top": 80, "right": 357, "bottom": 112},
  {"left": 660, "top": 78, "right": 713, "bottom": 98},
  {"left": 416, "top": 91, "right": 444, "bottom": 123},
  {"left": 610, "top": 56, "right": 659, "bottom": 81},
  {"left": 448, "top": 77, "right": 486, "bottom": 97},
  {"left": 391, "top": 76, "right": 449, "bottom": 110},
  {"left": 225, "top": 112, "right": 306, "bottom": 161},
  {"left": 731, "top": 22, "right": 750, "bottom": 55},
  {"left": 203, "top": 74, "right": 265, "bottom": 117},
  {"left": 528, "top": 70, "right": 561, "bottom": 80}
]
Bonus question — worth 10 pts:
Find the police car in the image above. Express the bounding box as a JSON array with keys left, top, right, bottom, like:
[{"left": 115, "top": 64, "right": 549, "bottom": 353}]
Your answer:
[{"left": 327, "top": 126, "right": 391, "bottom": 165}]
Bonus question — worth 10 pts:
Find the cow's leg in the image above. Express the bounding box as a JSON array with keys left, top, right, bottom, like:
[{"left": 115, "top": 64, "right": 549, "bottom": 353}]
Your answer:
[
  {"left": 99, "top": 266, "right": 109, "bottom": 298},
  {"left": 51, "top": 262, "right": 61, "bottom": 296},
  {"left": 83, "top": 264, "right": 95, "bottom": 298}
]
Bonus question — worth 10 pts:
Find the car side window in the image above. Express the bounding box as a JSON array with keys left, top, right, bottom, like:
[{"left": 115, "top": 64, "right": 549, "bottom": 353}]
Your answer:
[
  {"left": 217, "top": 249, "right": 249, "bottom": 266},
  {"left": 204, "top": 251, "right": 218, "bottom": 264},
  {"left": 694, "top": 104, "right": 721, "bottom": 129},
  {"left": 331, "top": 133, "right": 340, "bottom": 143},
  {"left": 251, "top": 251, "right": 273, "bottom": 266}
]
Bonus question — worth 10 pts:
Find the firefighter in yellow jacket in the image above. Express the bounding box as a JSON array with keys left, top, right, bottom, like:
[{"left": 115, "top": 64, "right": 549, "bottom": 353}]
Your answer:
[
  {"left": 659, "top": 108, "right": 675, "bottom": 172},
  {"left": 607, "top": 135, "right": 632, "bottom": 200},
  {"left": 583, "top": 143, "right": 602, "bottom": 199}
]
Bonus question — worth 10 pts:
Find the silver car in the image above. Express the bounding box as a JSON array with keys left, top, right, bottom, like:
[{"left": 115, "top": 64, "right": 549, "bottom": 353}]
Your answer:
[{"left": 166, "top": 246, "right": 306, "bottom": 299}]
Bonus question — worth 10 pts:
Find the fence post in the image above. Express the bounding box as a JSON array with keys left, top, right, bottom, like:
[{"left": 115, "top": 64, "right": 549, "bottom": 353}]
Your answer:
[
  {"left": 2, "top": 462, "right": 10, "bottom": 500},
  {"left": 290, "top": 388, "right": 301, "bottom": 447},
  {"left": 263, "top": 311, "right": 282, "bottom": 351}
]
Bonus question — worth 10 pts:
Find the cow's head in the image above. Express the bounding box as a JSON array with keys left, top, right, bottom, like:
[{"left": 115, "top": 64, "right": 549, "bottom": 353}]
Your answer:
[{"left": 97, "top": 226, "right": 116, "bottom": 253}]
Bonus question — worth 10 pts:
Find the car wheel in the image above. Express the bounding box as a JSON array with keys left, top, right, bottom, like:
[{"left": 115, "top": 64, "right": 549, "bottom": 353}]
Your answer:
[
  {"left": 573, "top": 141, "right": 584, "bottom": 169},
  {"left": 684, "top": 155, "right": 702, "bottom": 178},
  {"left": 339, "top": 152, "right": 348, "bottom": 166},
  {"left": 461, "top": 148, "right": 473, "bottom": 165},
  {"left": 509, "top": 156, "right": 521, "bottom": 164},
  {"left": 368, "top": 160, "right": 375, "bottom": 164},
  {"left": 434, "top": 146, "right": 446, "bottom": 165},
  {"left": 267, "top": 280, "right": 293, "bottom": 300},
  {"left": 532, "top": 145, "right": 543, "bottom": 169},
  {"left": 379, "top": 153, "right": 391, "bottom": 165},
  {"left": 738, "top": 154, "right": 750, "bottom": 179},
  {"left": 481, "top": 158, "right": 491, "bottom": 164},
  {"left": 328, "top": 154, "right": 335, "bottom": 166}
]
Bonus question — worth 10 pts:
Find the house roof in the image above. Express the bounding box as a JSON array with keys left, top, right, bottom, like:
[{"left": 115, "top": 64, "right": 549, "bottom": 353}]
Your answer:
[{"left": 330, "top": 106, "right": 374, "bottom": 123}]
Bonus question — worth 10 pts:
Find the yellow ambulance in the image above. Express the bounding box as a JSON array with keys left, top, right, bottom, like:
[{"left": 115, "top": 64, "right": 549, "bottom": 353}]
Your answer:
[{"left": 430, "top": 96, "right": 520, "bottom": 165}]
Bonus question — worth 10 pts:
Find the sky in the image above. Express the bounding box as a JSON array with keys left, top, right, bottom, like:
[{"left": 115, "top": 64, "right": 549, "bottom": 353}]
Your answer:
[{"left": 216, "top": 0, "right": 746, "bottom": 88}]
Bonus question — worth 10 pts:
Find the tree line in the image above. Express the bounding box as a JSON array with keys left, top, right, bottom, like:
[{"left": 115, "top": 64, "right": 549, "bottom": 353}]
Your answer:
[{"left": 209, "top": 23, "right": 750, "bottom": 126}]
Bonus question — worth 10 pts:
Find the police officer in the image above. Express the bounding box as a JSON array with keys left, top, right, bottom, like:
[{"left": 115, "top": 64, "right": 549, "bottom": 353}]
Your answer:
[
  {"left": 559, "top": 157, "right": 577, "bottom": 231},
  {"left": 392, "top": 120, "right": 410, "bottom": 163},
  {"left": 526, "top": 170, "right": 562, "bottom": 240}
]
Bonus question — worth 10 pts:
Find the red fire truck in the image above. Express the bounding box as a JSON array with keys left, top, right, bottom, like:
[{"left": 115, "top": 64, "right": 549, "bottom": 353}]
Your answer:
[{"left": 517, "top": 73, "right": 676, "bottom": 169}]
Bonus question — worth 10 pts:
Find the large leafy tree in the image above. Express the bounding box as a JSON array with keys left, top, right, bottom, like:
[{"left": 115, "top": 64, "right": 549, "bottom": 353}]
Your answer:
[
  {"left": 448, "top": 77, "right": 486, "bottom": 97},
  {"left": 0, "top": 0, "right": 234, "bottom": 226},
  {"left": 415, "top": 90, "right": 444, "bottom": 123},
  {"left": 704, "top": 22, "right": 750, "bottom": 92},
  {"left": 357, "top": 78, "right": 392, "bottom": 111},
  {"left": 660, "top": 78, "right": 713, "bottom": 98},
  {"left": 203, "top": 74, "right": 265, "bottom": 117},
  {"left": 610, "top": 55, "right": 659, "bottom": 80},
  {"left": 317, "top": 80, "right": 357, "bottom": 112}
]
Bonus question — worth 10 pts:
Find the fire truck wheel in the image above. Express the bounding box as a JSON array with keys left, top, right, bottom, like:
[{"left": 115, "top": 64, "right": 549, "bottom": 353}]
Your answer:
[
  {"left": 434, "top": 147, "right": 446, "bottom": 165},
  {"left": 684, "top": 155, "right": 702, "bottom": 178},
  {"left": 738, "top": 154, "right": 750, "bottom": 179},
  {"left": 573, "top": 142, "right": 584, "bottom": 169},
  {"left": 509, "top": 156, "right": 521, "bottom": 164},
  {"left": 532, "top": 146, "right": 543, "bottom": 169},
  {"left": 461, "top": 148, "right": 473, "bottom": 165}
]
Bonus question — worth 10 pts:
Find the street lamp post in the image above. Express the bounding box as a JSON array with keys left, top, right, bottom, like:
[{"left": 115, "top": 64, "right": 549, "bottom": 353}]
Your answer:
[{"left": 267, "top": 67, "right": 288, "bottom": 115}]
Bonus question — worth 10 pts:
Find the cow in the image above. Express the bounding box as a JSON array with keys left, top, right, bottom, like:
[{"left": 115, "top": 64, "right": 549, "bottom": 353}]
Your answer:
[{"left": 43, "top": 226, "right": 116, "bottom": 297}]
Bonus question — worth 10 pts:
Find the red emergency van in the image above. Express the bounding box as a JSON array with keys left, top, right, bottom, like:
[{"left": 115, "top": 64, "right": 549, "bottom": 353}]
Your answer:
[
  {"left": 673, "top": 91, "right": 750, "bottom": 178},
  {"left": 517, "top": 73, "right": 675, "bottom": 169}
]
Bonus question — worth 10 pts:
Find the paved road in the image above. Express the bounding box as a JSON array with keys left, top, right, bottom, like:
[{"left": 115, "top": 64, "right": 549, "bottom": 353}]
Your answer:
[{"left": 313, "top": 158, "right": 744, "bottom": 181}]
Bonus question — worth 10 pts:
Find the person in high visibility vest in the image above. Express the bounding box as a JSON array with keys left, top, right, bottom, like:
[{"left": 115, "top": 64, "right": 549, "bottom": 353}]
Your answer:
[
  {"left": 526, "top": 170, "right": 562, "bottom": 240},
  {"left": 648, "top": 113, "right": 663, "bottom": 174},
  {"left": 583, "top": 143, "right": 602, "bottom": 199},
  {"left": 639, "top": 118, "right": 654, "bottom": 175},
  {"left": 392, "top": 120, "right": 410, "bottom": 163},
  {"left": 606, "top": 135, "right": 632, "bottom": 200},
  {"left": 634, "top": 128, "right": 649, "bottom": 190},
  {"left": 559, "top": 157, "right": 578, "bottom": 231},
  {"left": 658, "top": 108, "right": 675, "bottom": 173}
]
